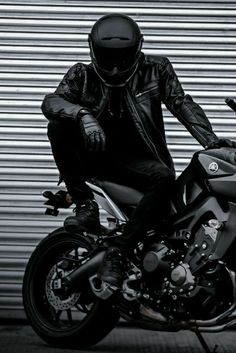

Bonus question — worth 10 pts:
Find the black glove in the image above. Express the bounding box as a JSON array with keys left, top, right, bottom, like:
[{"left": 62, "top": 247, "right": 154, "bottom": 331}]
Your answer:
[
  {"left": 79, "top": 111, "right": 106, "bottom": 152},
  {"left": 205, "top": 138, "right": 236, "bottom": 150}
]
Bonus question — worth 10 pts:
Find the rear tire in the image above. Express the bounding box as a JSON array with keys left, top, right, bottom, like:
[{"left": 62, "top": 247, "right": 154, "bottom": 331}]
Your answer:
[{"left": 23, "top": 230, "right": 120, "bottom": 348}]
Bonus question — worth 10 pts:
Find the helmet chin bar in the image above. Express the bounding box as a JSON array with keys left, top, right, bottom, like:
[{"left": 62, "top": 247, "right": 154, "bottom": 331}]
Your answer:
[{"left": 92, "top": 61, "right": 139, "bottom": 88}]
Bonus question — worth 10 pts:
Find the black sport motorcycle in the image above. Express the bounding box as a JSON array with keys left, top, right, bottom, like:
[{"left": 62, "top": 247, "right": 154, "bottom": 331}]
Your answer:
[{"left": 23, "top": 99, "right": 236, "bottom": 353}]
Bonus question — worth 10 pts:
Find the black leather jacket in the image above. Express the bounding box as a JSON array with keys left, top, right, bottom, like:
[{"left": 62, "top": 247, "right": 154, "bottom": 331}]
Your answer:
[{"left": 41, "top": 54, "right": 219, "bottom": 172}]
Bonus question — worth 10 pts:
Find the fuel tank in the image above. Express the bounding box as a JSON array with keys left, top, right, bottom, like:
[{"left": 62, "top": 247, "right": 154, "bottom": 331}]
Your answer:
[
  {"left": 172, "top": 148, "right": 236, "bottom": 214},
  {"left": 192, "top": 147, "right": 236, "bottom": 200}
]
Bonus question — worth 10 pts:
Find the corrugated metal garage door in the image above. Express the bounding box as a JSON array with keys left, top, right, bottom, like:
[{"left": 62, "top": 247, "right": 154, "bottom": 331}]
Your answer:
[{"left": 0, "top": 0, "right": 236, "bottom": 316}]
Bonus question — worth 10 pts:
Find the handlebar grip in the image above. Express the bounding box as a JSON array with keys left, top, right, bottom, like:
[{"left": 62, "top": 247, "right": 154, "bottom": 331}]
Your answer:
[{"left": 225, "top": 98, "right": 236, "bottom": 112}]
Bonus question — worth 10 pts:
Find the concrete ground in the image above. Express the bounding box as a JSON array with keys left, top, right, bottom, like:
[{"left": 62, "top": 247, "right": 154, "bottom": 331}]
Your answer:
[{"left": 0, "top": 324, "right": 236, "bottom": 353}]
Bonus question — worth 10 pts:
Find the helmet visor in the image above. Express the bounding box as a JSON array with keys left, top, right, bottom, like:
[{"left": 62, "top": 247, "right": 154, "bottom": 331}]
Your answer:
[{"left": 93, "top": 45, "right": 140, "bottom": 73}]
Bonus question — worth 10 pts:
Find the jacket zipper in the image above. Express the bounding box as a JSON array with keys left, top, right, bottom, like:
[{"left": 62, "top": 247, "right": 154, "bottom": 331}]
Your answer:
[
  {"left": 135, "top": 86, "right": 157, "bottom": 98},
  {"left": 95, "top": 84, "right": 109, "bottom": 121},
  {"left": 126, "top": 88, "right": 161, "bottom": 161}
]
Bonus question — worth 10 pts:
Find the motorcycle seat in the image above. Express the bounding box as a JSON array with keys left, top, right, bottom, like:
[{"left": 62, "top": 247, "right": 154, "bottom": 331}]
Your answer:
[{"left": 91, "top": 179, "right": 143, "bottom": 206}]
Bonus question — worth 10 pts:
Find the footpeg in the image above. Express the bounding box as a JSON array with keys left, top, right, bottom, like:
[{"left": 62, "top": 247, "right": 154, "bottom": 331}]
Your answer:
[{"left": 43, "top": 190, "right": 72, "bottom": 216}]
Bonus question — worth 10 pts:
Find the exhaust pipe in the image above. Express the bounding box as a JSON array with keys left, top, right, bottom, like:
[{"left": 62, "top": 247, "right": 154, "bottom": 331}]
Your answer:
[
  {"left": 189, "top": 269, "right": 236, "bottom": 328},
  {"left": 189, "top": 303, "right": 236, "bottom": 328},
  {"left": 64, "top": 250, "right": 105, "bottom": 293},
  {"left": 196, "top": 317, "right": 236, "bottom": 332}
]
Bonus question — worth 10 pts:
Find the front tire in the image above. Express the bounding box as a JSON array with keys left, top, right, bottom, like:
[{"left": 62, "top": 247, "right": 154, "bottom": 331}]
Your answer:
[{"left": 23, "top": 230, "right": 120, "bottom": 348}]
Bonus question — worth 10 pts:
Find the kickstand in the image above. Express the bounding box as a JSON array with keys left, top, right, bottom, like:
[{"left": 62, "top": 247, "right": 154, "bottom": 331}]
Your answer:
[{"left": 194, "top": 328, "right": 218, "bottom": 353}]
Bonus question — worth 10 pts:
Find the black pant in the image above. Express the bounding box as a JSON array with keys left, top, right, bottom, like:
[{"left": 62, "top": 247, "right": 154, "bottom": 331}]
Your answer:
[{"left": 47, "top": 120, "right": 175, "bottom": 251}]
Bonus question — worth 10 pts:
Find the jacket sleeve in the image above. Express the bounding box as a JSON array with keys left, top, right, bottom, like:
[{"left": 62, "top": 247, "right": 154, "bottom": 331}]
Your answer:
[
  {"left": 159, "top": 57, "right": 219, "bottom": 147},
  {"left": 41, "top": 63, "right": 85, "bottom": 122}
]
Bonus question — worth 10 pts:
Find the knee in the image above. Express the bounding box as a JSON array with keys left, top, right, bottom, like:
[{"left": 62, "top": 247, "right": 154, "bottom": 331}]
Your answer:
[{"left": 150, "top": 168, "right": 175, "bottom": 188}]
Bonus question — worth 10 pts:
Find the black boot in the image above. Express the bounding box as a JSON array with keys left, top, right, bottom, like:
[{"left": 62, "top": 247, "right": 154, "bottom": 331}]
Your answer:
[
  {"left": 64, "top": 199, "right": 101, "bottom": 234},
  {"left": 98, "top": 247, "right": 125, "bottom": 289}
]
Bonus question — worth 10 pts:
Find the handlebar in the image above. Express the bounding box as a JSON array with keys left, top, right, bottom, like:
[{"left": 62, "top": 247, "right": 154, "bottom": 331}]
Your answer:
[{"left": 225, "top": 98, "right": 236, "bottom": 113}]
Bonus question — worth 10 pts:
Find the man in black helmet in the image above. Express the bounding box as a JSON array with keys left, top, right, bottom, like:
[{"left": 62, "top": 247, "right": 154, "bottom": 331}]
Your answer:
[{"left": 42, "top": 13, "right": 234, "bottom": 289}]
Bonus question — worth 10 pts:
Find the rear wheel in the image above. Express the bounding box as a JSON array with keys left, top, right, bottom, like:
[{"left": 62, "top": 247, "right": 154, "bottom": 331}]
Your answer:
[{"left": 23, "top": 230, "right": 120, "bottom": 348}]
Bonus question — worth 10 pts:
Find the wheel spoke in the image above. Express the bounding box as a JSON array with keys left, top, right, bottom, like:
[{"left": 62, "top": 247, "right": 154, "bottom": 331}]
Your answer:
[
  {"left": 55, "top": 310, "right": 62, "bottom": 323},
  {"left": 75, "top": 303, "right": 89, "bottom": 314},
  {"left": 66, "top": 309, "right": 73, "bottom": 325},
  {"left": 74, "top": 247, "right": 79, "bottom": 260},
  {"left": 55, "top": 263, "right": 62, "bottom": 277}
]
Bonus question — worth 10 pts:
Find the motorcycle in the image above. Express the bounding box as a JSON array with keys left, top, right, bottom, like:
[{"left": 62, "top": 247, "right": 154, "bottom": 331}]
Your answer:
[{"left": 23, "top": 98, "right": 236, "bottom": 353}]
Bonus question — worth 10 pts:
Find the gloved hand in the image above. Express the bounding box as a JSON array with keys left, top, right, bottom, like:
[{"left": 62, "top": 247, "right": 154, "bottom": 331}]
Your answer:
[
  {"left": 79, "top": 112, "right": 106, "bottom": 152},
  {"left": 205, "top": 138, "right": 236, "bottom": 150}
]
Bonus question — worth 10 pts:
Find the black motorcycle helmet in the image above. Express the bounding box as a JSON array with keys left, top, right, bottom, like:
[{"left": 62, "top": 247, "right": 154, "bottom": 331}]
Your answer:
[{"left": 88, "top": 13, "right": 143, "bottom": 87}]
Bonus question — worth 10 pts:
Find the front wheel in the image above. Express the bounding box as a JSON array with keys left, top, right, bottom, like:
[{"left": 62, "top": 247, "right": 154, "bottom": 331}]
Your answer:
[{"left": 23, "top": 230, "right": 120, "bottom": 349}]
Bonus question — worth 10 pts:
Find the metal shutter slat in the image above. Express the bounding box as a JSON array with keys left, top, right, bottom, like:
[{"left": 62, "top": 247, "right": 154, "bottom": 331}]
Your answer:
[{"left": 1, "top": 0, "right": 236, "bottom": 316}]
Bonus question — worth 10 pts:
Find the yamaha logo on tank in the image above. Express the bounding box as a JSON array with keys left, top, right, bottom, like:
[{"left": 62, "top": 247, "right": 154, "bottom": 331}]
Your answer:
[{"left": 208, "top": 162, "right": 219, "bottom": 173}]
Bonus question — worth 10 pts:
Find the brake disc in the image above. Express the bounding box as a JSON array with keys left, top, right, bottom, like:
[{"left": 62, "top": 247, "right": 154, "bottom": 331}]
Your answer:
[{"left": 45, "top": 264, "right": 80, "bottom": 310}]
